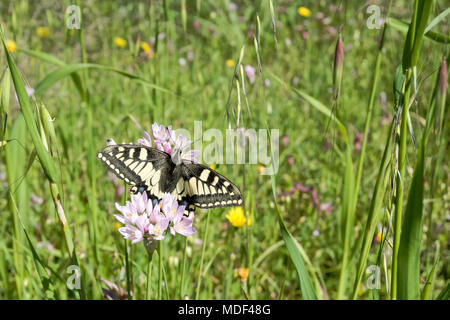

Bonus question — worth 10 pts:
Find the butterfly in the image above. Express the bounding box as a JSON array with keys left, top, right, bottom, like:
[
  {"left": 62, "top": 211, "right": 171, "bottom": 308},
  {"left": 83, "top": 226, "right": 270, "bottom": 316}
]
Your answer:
[{"left": 97, "top": 143, "right": 244, "bottom": 217}]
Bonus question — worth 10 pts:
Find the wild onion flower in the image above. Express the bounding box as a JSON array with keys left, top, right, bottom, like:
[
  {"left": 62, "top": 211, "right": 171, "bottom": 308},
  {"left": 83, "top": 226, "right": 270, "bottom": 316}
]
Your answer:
[
  {"left": 114, "top": 36, "right": 127, "bottom": 48},
  {"left": 151, "top": 123, "right": 175, "bottom": 153},
  {"left": 114, "top": 192, "right": 196, "bottom": 245},
  {"left": 140, "top": 122, "right": 200, "bottom": 163},
  {"left": 5, "top": 40, "right": 17, "bottom": 52},
  {"left": 37, "top": 27, "right": 51, "bottom": 38}
]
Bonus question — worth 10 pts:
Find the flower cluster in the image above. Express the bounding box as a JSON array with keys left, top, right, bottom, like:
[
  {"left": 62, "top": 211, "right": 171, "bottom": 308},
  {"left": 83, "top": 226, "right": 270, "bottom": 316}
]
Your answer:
[
  {"left": 137, "top": 123, "right": 200, "bottom": 163},
  {"left": 115, "top": 192, "right": 196, "bottom": 244}
]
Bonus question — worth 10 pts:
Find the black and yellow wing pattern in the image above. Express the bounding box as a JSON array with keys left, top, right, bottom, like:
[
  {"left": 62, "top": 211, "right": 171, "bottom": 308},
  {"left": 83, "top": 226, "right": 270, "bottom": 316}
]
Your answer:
[{"left": 97, "top": 144, "right": 243, "bottom": 215}]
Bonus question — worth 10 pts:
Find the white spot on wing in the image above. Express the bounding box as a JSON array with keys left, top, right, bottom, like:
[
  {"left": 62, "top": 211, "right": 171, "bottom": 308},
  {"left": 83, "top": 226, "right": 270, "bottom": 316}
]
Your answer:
[
  {"left": 200, "top": 170, "right": 210, "bottom": 181},
  {"left": 139, "top": 148, "right": 148, "bottom": 160}
]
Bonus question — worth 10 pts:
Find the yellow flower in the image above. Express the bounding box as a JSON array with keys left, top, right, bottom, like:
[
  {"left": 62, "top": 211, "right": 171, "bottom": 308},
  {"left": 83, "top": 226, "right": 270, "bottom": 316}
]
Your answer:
[
  {"left": 114, "top": 36, "right": 127, "bottom": 48},
  {"left": 114, "top": 222, "right": 122, "bottom": 231},
  {"left": 235, "top": 267, "right": 249, "bottom": 282},
  {"left": 297, "top": 6, "right": 311, "bottom": 17},
  {"left": 358, "top": 283, "right": 364, "bottom": 296},
  {"left": 5, "top": 40, "right": 17, "bottom": 53},
  {"left": 226, "top": 206, "right": 246, "bottom": 227},
  {"left": 140, "top": 41, "right": 155, "bottom": 58},
  {"left": 257, "top": 165, "right": 265, "bottom": 175},
  {"left": 376, "top": 232, "right": 384, "bottom": 243},
  {"left": 37, "top": 26, "right": 51, "bottom": 38},
  {"left": 226, "top": 59, "right": 235, "bottom": 68}
]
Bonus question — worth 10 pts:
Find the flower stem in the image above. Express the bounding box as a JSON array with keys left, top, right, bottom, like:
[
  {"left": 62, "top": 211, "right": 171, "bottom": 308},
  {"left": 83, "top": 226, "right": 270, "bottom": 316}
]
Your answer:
[
  {"left": 124, "top": 239, "right": 132, "bottom": 299},
  {"left": 195, "top": 212, "right": 211, "bottom": 299},
  {"left": 180, "top": 237, "right": 188, "bottom": 299},
  {"left": 146, "top": 251, "right": 154, "bottom": 300},
  {"left": 158, "top": 241, "right": 163, "bottom": 299}
]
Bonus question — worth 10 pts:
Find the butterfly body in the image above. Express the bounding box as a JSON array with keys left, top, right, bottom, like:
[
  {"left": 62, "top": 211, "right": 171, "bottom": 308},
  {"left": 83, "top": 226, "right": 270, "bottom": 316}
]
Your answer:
[{"left": 97, "top": 144, "right": 243, "bottom": 216}]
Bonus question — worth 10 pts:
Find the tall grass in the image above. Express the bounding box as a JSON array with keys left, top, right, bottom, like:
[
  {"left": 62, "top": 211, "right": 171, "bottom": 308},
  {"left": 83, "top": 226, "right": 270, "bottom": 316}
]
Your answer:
[{"left": 0, "top": 0, "right": 448, "bottom": 300}]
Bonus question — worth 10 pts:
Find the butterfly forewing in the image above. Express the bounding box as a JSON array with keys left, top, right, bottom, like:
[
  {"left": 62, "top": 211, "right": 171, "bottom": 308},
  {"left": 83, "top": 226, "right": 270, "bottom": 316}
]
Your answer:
[{"left": 96, "top": 144, "right": 171, "bottom": 197}]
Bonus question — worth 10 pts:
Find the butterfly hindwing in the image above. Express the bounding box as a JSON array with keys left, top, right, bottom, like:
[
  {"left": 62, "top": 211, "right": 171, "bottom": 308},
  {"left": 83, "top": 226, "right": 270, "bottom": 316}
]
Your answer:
[{"left": 181, "top": 162, "right": 243, "bottom": 209}]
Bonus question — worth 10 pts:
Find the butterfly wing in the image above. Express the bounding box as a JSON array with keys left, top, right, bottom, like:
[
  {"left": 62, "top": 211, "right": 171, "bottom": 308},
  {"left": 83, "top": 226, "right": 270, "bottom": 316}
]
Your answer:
[
  {"left": 181, "top": 162, "right": 244, "bottom": 209},
  {"left": 97, "top": 144, "right": 173, "bottom": 199}
]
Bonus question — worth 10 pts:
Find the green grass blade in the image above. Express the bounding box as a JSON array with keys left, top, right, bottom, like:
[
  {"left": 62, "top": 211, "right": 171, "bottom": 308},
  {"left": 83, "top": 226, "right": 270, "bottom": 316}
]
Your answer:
[
  {"left": 270, "top": 73, "right": 348, "bottom": 144},
  {"left": 336, "top": 144, "right": 355, "bottom": 299},
  {"left": 34, "top": 63, "right": 172, "bottom": 95},
  {"left": 352, "top": 121, "right": 394, "bottom": 299},
  {"left": 268, "top": 129, "right": 317, "bottom": 300},
  {"left": 424, "top": 7, "right": 450, "bottom": 34},
  {"left": 396, "top": 142, "right": 425, "bottom": 299},
  {"left": 1, "top": 33, "right": 59, "bottom": 183},
  {"left": 436, "top": 283, "right": 450, "bottom": 300},
  {"left": 388, "top": 17, "right": 449, "bottom": 44}
]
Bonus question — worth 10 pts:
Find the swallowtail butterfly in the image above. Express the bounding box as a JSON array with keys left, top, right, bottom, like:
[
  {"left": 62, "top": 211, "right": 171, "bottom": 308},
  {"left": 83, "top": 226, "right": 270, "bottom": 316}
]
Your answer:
[{"left": 97, "top": 144, "right": 243, "bottom": 217}]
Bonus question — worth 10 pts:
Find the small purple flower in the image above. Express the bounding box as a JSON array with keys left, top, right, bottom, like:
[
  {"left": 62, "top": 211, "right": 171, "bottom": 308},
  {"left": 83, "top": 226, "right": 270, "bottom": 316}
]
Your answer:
[
  {"left": 287, "top": 155, "right": 294, "bottom": 165},
  {"left": 282, "top": 135, "right": 289, "bottom": 148},
  {"left": 119, "top": 224, "right": 144, "bottom": 244},
  {"left": 173, "top": 134, "right": 200, "bottom": 163},
  {"left": 229, "top": 2, "right": 237, "bottom": 11},
  {"left": 187, "top": 51, "right": 194, "bottom": 62},
  {"left": 152, "top": 123, "right": 176, "bottom": 153},
  {"left": 172, "top": 217, "right": 196, "bottom": 237},
  {"left": 15, "top": 85, "right": 34, "bottom": 102},
  {"left": 244, "top": 65, "right": 256, "bottom": 84},
  {"left": 136, "top": 131, "right": 152, "bottom": 147}
]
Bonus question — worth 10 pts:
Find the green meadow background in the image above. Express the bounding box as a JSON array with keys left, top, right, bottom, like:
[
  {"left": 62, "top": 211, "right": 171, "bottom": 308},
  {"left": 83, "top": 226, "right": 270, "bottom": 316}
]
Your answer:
[{"left": 0, "top": 0, "right": 448, "bottom": 300}]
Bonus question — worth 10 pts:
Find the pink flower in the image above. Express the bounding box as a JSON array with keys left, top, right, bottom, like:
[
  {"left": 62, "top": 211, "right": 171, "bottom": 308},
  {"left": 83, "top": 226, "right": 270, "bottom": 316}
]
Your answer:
[
  {"left": 244, "top": 65, "right": 256, "bottom": 84},
  {"left": 107, "top": 138, "right": 117, "bottom": 146},
  {"left": 136, "top": 131, "right": 152, "bottom": 147},
  {"left": 119, "top": 225, "right": 144, "bottom": 244},
  {"left": 173, "top": 134, "right": 200, "bottom": 163},
  {"left": 193, "top": 21, "right": 200, "bottom": 30},
  {"left": 172, "top": 217, "right": 196, "bottom": 237},
  {"left": 152, "top": 123, "right": 176, "bottom": 154},
  {"left": 114, "top": 191, "right": 196, "bottom": 244}
]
